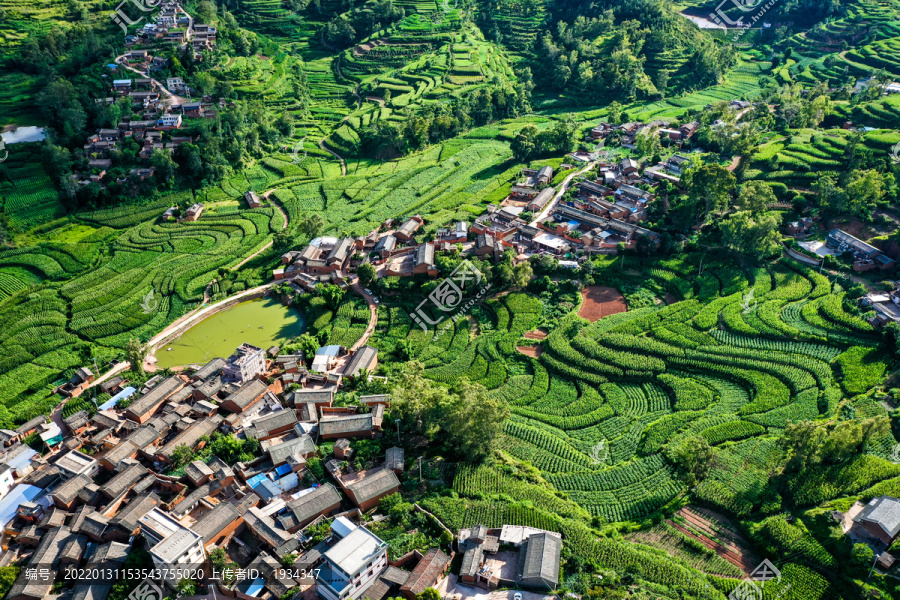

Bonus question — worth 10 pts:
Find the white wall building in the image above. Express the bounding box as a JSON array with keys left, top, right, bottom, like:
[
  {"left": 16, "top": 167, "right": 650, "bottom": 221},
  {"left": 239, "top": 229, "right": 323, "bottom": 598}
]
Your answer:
[{"left": 317, "top": 521, "right": 388, "bottom": 600}]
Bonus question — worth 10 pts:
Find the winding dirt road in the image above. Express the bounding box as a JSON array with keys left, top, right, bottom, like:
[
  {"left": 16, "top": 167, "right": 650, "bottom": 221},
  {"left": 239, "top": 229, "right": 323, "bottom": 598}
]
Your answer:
[
  {"left": 530, "top": 161, "right": 597, "bottom": 226},
  {"left": 320, "top": 138, "right": 347, "bottom": 176}
]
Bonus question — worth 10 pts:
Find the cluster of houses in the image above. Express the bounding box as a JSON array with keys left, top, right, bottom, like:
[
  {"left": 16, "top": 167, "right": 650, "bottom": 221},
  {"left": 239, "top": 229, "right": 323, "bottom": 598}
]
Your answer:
[
  {"left": 590, "top": 119, "right": 700, "bottom": 150},
  {"left": 275, "top": 162, "right": 665, "bottom": 287},
  {"left": 0, "top": 341, "right": 561, "bottom": 600},
  {"left": 124, "top": 0, "right": 217, "bottom": 56}
]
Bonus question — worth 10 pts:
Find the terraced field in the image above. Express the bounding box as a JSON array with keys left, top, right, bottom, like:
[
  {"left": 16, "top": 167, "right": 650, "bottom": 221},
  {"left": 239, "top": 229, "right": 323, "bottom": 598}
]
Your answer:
[{"left": 0, "top": 201, "right": 282, "bottom": 426}]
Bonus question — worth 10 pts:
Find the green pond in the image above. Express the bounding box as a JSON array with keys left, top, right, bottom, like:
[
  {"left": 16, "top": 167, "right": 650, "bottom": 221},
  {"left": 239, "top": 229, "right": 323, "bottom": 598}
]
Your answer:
[{"left": 155, "top": 297, "right": 306, "bottom": 369}]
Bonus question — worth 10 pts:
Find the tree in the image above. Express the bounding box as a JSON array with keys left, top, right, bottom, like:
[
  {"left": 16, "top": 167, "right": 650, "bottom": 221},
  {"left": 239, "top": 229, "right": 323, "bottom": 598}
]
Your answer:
[
  {"left": 736, "top": 181, "right": 776, "bottom": 214},
  {"left": 150, "top": 149, "right": 177, "bottom": 187},
  {"left": 666, "top": 436, "right": 713, "bottom": 486},
  {"left": 845, "top": 169, "right": 885, "bottom": 219},
  {"left": 606, "top": 101, "right": 623, "bottom": 125},
  {"left": 511, "top": 124, "right": 539, "bottom": 163},
  {"left": 319, "top": 283, "right": 345, "bottom": 309},
  {"left": 417, "top": 589, "right": 442, "bottom": 600},
  {"left": 813, "top": 175, "right": 846, "bottom": 214},
  {"left": 851, "top": 543, "right": 875, "bottom": 568},
  {"left": 445, "top": 379, "right": 509, "bottom": 458},
  {"left": 719, "top": 210, "right": 782, "bottom": 260},
  {"left": 299, "top": 213, "right": 325, "bottom": 239},
  {"left": 358, "top": 263, "right": 376, "bottom": 287},
  {"left": 170, "top": 444, "right": 194, "bottom": 468},
  {"left": 683, "top": 164, "right": 736, "bottom": 223},
  {"left": 635, "top": 126, "right": 662, "bottom": 160},
  {"left": 176, "top": 578, "right": 196, "bottom": 597},
  {"left": 126, "top": 338, "right": 145, "bottom": 374},
  {"left": 512, "top": 261, "right": 533, "bottom": 288}
]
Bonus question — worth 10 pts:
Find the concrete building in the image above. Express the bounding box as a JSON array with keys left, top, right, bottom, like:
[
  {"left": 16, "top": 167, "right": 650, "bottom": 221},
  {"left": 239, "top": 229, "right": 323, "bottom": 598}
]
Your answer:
[{"left": 317, "top": 521, "right": 389, "bottom": 600}]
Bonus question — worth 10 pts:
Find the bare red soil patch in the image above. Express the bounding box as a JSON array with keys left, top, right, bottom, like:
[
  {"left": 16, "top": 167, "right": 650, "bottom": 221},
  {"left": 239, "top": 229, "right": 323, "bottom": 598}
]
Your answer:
[
  {"left": 516, "top": 345, "right": 543, "bottom": 358},
  {"left": 523, "top": 329, "right": 548, "bottom": 340},
  {"left": 578, "top": 286, "right": 627, "bottom": 322},
  {"left": 669, "top": 506, "right": 761, "bottom": 576}
]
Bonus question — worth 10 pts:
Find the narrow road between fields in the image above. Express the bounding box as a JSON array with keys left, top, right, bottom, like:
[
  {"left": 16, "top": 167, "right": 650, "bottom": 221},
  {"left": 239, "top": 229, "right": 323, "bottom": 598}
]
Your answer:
[
  {"left": 350, "top": 281, "right": 378, "bottom": 351},
  {"left": 320, "top": 138, "right": 347, "bottom": 176}
]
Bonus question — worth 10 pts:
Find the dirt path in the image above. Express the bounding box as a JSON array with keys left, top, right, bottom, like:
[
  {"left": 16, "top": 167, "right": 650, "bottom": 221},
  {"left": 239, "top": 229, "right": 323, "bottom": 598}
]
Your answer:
[
  {"left": 114, "top": 56, "right": 188, "bottom": 106},
  {"left": 530, "top": 161, "right": 596, "bottom": 226},
  {"left": 350, "top": 281, "right": 378, "bottom": 351},
  {"left": 320, "top": 138, "right": 347, "bottom": 176},
  {"left": 725, "top": 155, "right": 741, "bottom": 171}
]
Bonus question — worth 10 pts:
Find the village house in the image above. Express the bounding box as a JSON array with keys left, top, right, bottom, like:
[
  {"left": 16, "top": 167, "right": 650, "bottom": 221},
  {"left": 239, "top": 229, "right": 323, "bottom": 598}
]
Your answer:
[
  {"left": 182, "top": 203, "right": 204, "bottom": 221},
  {"left": 827, "top": 229, "right": 896, "bottom": 271},
  {"left": 245, "top": 190, "right": 262, "bottom": 208},
  {"left": 394, "top": 216, "right": 424, "bottom": 241},
  {"left": 318, "top": 520, "right": 389, "bottom": 600}
]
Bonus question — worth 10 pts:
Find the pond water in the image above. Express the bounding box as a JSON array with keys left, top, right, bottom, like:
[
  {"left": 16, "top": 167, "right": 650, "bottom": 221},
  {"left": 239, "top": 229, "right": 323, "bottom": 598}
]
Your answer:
[
  {"left": 155, "top": 297, "right": 306, "bottom": 368},
  {"left": 1, "top": 126, "right": 47, "bottom": 144}
]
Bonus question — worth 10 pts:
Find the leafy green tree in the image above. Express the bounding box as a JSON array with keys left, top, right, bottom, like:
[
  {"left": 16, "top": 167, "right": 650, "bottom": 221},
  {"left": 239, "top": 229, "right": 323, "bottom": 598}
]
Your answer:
[
  {"left": 358, "top": 263, "right": 376, "bottom": 287},
  {"left": 666, "top": 436, "right": 713, "bottom": 486},
  {"left": 176, "top": 578, "right": 196, "bottom": 597},
  {"left": 126, "top": 338, "right": 145, "bottom": 375},
  {"left": 813, "top": 175, "right": 846, "bottom": 214},
  {"left": 851, "top": 543, "right": 874, "bottom": 568},
  {"left": 720, "top": 210, "right": 782, "bottom": 260},
  {"left": 736, "top": 181, "right": 776, "bottom": 214},
  {"left": 416, "top": 588, "right": 442, "bottom": 600},
  {"left": 170, "top": 444, "right": 194, "bottom": 468},
  {"left": 511, "top": 124, "right": 539, "bottom": 163},
  {"left": 845, "top": 169, "right": 885, "bottom": 219},
  {"left": 682, "top": 164, "right": 735, "bottom": 223},
  {"left": 319, "top": 284, "right": 345, "bottom": 309},
  {"left": 299, "top": 213, "right": 325, "bottom": 239},
  {"left": 635, "top": 127, "right": 662, "bottom": 160}
]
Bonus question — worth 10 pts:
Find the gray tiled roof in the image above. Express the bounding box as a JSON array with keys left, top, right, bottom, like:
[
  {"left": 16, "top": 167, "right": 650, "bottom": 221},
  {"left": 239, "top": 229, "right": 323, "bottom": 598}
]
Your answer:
[
  {"left": 100, "top": 463, "right": 147, "bottom": 498},
  {"left": 319, "top": 414, "right": 373, "bottom": 437},
  {"left": 109, "top": 493, "right": 160, "bottom": 534},
  {"left": 126, "top": 376, "right": 185, "bottom": 419},
  {"left": 345, "top": 468, "right": 399, "bottom": 505},
  {"left": 344, "top": 346, "right": 377, "bottom": 378},
  {"left": 518, "top": 532, "right": 561, "bottom": 588},
  {"left": 244, "top": 410, "right": 298, "bottom": 439},
  {"left": 193, "top": 357, "right": 226, "bottom": 381},
  {"left": 193, "top": 501, "right": 241, "bottom": 544},
  {"left": 385, "top": 447, "right": 404, "bottom": 472},
  {"left": 52, "top": 474, "right": 93, "bottom": 504},
  {"left": 857, "top": 496, "right": 900, "bottom": 538},
  {"left": 101, "top": 440, "right": 139, "bottom": 467},
  {"left": 277, "top": 484, "right": 341, "bottom": 531},
  {"left": 267, "top": 435, "right": 315, "bottom": 465},
  {"left": 224, "top": 379, "right": 268, "bottom": 411}
]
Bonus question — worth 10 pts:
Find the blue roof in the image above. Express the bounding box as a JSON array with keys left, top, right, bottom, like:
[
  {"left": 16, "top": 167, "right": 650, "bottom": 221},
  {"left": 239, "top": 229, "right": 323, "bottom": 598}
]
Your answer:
[
  {"left": 0, "top": 485, "right": 42, "bottom": 527},
  {"left": 275, "top": 464, "right": 292, "bottom": 477},
  {"left": 316, "top": 345, "right": 341, "bottom": 357},
  {"left": 238, "top": 578, "right": 265, "bottom": 597},
  {"left": 256, "top": 479, "right": 281, "bottom": 500},
  {"left": 247, "top": 474, "right": 268, "bottom": 488},
  {"left": 5, "top": 447, "right": 37, "bottom": 472},
  {"left": 99, "top": 386, "right": 136, "bottom": 411}
]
